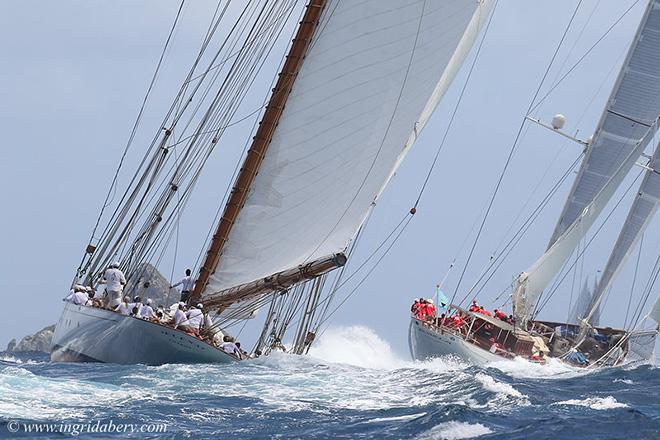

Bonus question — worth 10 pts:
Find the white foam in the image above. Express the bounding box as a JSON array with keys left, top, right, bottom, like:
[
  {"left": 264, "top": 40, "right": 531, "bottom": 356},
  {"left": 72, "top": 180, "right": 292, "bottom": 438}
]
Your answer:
[
  {"left": 488, "top": 356, "right": 587, "bottom": 379},
  {"left": 308, "top": 325, "right": 405, "bottom": 370},
  {"left": 416, "top": 421, "right": 492, "bottom": 440},
  {"left": 0, "top": 366, "right": 151, "bottom": 421},
  {"left": 475, "top": 373, "right": 525, "bottom": 399},
  {"left": 553, "top": 396, "right": 628, "bottom": 410},
  {"left": 613, "top": 378, "right": 634, "bottom": 385},
  {"left": 365, "top": 413, "right": 426, "bottom": 424}
]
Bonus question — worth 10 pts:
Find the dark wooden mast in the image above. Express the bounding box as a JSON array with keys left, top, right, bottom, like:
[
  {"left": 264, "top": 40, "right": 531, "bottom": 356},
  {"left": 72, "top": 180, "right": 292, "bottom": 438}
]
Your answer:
[{"left": 192, "top": 0, "right": 328, "bottom": 303}]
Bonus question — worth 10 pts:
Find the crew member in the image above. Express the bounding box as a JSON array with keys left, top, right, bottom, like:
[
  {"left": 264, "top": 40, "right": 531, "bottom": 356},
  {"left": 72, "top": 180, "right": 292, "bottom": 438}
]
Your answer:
[
  {"left": 186, "top": 303, "right": 204, "bottom": 336},
  {"left": 115, "top": 296, "right": 132, "bottom": 315},
  {"left": 425, "top": 299, "right": 437, "bottom": 319},
  {"left": 172, "top": 269, "right": 194, "bottom": 303},
  {"left": 139, "top": 298, "right": 157, "bottom": 321},
  {"left": 478, "top": 306, "right": 493, "bottom": 317},
  {"left": 411, "top": 299, "right": 420, "bottom": 315},
  {"left": 173, "top": 302, "right": 194, "bottom": 334},
  {"left": 468, "top": 300, "right": 480, "bottom": 313},
  {"left": 100, "top": 262, "right": 126, "bottom": 309},
  {"left": 494, "top": 309, "right": 508, "bottom": 321},
  {"left": 64, "top": 285, "right": 89, "bottom": 305},
  {"left": 220, "top": 335, "right": 240, "bottom": 357},
  {"left": 129, "top": 296, "right": 144, "bottom": 316}
]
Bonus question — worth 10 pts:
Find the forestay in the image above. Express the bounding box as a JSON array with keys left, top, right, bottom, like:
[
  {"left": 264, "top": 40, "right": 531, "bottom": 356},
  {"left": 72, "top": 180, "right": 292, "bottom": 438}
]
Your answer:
[
  {"left": 203, "top": 0, "right": 494, "bottom": 295},
  {"left": 548, "top": 0, "right": 660, "bottom": 248},
  {"left": 584, "top": 139, "right": 660, "bottom": 323}
]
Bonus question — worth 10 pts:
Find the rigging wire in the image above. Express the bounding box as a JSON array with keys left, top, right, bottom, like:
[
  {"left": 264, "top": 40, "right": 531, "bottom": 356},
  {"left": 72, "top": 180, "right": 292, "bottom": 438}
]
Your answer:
[
  {"left": 449, "top": 0, "right": 586, "bottom": 306},
  {"left": 624, "top": 232, "right": 644, "bottom": 328},
  {"left": 533, "top": 169, "right": 645, "bottom": 316}
]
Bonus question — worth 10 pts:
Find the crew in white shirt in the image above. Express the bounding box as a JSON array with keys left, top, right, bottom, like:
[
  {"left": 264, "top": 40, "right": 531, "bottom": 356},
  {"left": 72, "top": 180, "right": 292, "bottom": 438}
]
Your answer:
[
  {"left": 64, "top": 285, "right": 89, "bottom": 306},
  {"left": 186, "top": 304, "right": 204, "bottom": 335},
  {"left": 139, "top": 298, "right": 157, "bottom": 320},
  {"left": 129, "top": 296, "right": 143, "bottom": 316},
  {"left": 115, "top": 296, "right": 132, "bottom": 315},
  {"left": 171, "top": 269, "right": 194, "bottom": 303},
  {"left": 100, "top": 262, "right": 126, "bottom": 309},
  {"left": 173, "top": 303, "right": 192, "bottom": 332},
  {"left": 220, "top": 336, "right": 239, "bottom": 357}
]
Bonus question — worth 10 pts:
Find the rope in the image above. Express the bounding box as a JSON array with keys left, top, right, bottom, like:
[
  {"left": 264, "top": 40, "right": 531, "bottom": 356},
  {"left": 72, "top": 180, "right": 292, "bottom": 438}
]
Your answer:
[{"left": 449, "top": 0, "right": 586, "bottom": 307}]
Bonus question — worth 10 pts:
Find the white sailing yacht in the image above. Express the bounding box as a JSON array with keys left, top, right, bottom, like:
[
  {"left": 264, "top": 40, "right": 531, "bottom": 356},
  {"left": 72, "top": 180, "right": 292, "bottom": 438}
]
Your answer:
[
  {"left": 51, "top": 0, "right": 495, "bottom": 365},
  {"left": 410, "top": 0, "right": 660, "bottom": 368}
]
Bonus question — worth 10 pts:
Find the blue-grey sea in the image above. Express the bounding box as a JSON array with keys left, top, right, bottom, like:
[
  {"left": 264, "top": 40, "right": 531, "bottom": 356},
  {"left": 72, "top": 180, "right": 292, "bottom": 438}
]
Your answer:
[{"left": 0, "top": 326, "right": 658, "bottom": 439}]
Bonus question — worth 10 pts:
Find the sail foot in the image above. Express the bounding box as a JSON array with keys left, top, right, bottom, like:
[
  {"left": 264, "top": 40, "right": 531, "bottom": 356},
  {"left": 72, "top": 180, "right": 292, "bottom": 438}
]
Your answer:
[{"left": 201, "top": 253, "right": 347, "bottom": 311}]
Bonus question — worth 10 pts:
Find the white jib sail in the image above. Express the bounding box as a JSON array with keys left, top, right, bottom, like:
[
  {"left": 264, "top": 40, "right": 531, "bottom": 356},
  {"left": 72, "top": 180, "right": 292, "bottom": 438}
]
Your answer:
[
  {"left": 584, "top": 139, "right": 660, "bottom": 324},
  {"left": 548, "top": 0, "right": 660, "bottom": 248},
  {"left": 204, "top": 0, "right": 494, "bottom": 294},
  {"left": 513, "top": 121, "right": 659, "bottom": 323}
]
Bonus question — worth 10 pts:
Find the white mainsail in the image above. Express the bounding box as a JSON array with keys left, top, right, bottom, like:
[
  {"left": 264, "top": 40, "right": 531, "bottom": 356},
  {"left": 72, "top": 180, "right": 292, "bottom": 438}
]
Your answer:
[
  {"left": 203, "top": 0, "right": 494, "bottom": 295},
  {"left": 513, "top": 121, "right": 658, "bottom": 323},
  {"left": 584, "top": 139, "right": 660, "bottom": 324},
  {"left": 548, "top": 0, "right": 660, "bottom": 248}
]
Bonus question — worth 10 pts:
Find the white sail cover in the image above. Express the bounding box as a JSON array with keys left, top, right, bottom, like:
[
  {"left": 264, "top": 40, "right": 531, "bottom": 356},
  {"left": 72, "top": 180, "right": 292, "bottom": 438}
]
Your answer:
[
  {"left": 548, "top": 0, "right": 660, "bottom": 248},
  {"left": 585, "top": 140, "right": 660, "bottom": 322},
  {"left": 205, "top": 0, "right": 494, "bottom": 294},
  {"left": 513, "top": 125, "right": 657, "bottom": 322}
]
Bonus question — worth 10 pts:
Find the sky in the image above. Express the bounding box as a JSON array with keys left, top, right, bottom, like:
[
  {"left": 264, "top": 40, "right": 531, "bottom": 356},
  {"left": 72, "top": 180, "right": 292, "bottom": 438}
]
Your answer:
[{"left": 0, "top": 0, "right": 658, "bottom": 357}]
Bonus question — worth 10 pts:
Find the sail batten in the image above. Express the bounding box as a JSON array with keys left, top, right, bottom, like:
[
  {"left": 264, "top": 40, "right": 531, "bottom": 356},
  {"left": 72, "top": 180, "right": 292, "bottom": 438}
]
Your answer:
[
  {"left": 548, "top": 0, "right": 660, "bottom": 248},
  {"left": 201, "top": 0, "right": 494, "bottom": 299}
]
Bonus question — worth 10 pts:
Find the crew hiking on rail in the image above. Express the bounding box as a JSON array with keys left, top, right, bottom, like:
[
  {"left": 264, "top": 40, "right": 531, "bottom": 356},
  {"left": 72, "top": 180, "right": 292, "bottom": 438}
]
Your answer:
[{"left": 63, "top": 263, "right": 251, "bottom": 360}]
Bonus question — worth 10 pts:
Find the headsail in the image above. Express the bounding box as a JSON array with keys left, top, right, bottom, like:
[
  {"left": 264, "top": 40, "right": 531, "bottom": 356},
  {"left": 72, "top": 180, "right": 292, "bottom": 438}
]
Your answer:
[
  {"left": 199, "top": 0, "right": 495, "bottom": 306},
  {"left": 513, "top": 121, "right": 658, "bottom": 324},
  {"left": 583, "top": 139, "right": 660, "bottom": 324},
  {"left": 548, "top": 0, "right": 660, "bottom": 248}
]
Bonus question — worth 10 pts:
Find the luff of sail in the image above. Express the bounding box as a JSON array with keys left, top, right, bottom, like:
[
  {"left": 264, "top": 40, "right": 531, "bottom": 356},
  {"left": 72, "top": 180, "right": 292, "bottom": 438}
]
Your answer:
[
  {"left": 200, "top": 0, "right": 495, "bottom": 305},
  {"left": 548, "top": 0, "right": 660, "bottom": 248},
  {"left": 513, "top": 118, "right": 659, "bottom": 324},
  {"left": 583, "top": 139, "right": 660, "bottom": 325}
]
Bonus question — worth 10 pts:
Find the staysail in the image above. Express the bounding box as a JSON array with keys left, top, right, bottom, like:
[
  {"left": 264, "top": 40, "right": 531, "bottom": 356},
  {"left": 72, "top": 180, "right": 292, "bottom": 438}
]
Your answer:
[
  {"left": 198, "top": 0, "right": 495, "bottom": 306},
  {"left": 548, "top": 0, "right": 660, "bottom": 248},
  {"left": 583, "top": 139, "right": 660, "bottom": 324}
]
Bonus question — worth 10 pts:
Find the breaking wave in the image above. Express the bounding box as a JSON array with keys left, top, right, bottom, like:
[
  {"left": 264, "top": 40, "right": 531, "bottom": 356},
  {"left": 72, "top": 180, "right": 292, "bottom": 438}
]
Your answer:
[{"left": 553, "top": 396, "right": 628, "bottom": 410}]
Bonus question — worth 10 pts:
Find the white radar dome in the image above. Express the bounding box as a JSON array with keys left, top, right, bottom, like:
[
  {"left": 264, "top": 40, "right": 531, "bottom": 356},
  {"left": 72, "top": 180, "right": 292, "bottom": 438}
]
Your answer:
[{"left": 551, "top": 114, "right": 566, "bottom": 130}]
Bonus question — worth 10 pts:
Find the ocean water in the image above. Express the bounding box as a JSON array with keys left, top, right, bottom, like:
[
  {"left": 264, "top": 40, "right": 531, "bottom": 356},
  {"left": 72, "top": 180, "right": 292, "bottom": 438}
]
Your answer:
[{"left": 0, "top": 326, "right": 658, "bottom": 439}]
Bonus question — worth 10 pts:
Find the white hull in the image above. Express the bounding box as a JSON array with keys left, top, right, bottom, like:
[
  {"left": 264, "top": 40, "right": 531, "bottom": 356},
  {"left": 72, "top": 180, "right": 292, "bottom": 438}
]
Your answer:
[
  {"left": 409, "top": 316, "right": 657, "bottom": 367},
  {"left": 51, "top": 303, "right": 237, "bottom": 365},
  {"left": 408, "top": 317, "right": 503, "bottom": 365}
]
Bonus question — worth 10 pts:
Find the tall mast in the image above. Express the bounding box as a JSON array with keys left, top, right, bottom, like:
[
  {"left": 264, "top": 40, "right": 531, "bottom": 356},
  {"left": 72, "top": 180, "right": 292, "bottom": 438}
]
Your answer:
[{"left": 193, "top": 0, "right": 327, "bottom": 302}]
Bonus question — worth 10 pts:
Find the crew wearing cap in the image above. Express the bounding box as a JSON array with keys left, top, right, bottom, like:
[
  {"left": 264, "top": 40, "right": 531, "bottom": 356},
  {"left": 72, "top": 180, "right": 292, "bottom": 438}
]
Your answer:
[
  {"left": 64, "top": 285, "right": 89, "bottom": 306},
  {"left": 186, "top": 304, "right": 204, "bottom": 336},
  {"left": 100, "top": 262, "right": 126, "bottom": 309},
  {"left": 173, "top": 302, "right": 193, "bottom": 333}
]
